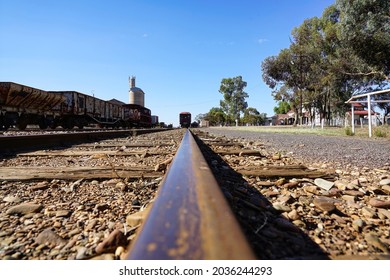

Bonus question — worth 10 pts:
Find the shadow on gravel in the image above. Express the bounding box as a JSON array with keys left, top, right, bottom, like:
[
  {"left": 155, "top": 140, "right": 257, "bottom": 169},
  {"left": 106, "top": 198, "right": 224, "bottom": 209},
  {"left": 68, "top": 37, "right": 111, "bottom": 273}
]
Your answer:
[{"left": 192, "top": 132, "right": 330, "bottom": 260}]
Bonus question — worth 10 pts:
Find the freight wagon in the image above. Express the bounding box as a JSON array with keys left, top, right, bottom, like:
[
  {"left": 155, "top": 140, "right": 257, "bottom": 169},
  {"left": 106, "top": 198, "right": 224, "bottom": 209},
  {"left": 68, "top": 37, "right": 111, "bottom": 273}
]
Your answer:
[
  {"left": 0, "top": 82, "right": 152, "bottom": 130},
  {"left": 179, "top": 112, "right": 191, "bottom": 128},
  {"left": 48, "top": 91, "right": 124, "bottom": 129},
  {"left": 122, "top": 104, "right": 152, "bottom": 128},
  {"left": 0, "top": 82, "right": 65, "bottom": 129}
]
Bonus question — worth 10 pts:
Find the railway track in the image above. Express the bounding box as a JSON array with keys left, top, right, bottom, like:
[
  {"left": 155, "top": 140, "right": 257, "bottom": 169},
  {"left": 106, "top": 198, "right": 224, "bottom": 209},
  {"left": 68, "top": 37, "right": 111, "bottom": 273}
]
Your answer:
[
  {"left": 0, "top": 129, "right": 182, "bottom": 260},
  {"left": 0, "top": 128, "right": 168, "bottom": 154},
  {"left": 0, "top": 128, "right": 389, "bottom": 260}
]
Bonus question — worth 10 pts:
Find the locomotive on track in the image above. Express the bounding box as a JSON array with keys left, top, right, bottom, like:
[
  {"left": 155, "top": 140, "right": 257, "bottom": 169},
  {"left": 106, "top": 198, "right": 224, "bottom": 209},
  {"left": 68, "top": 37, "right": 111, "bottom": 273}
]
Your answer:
[{"left": 0, "top": 81, "right": 152, "bottom": 130}]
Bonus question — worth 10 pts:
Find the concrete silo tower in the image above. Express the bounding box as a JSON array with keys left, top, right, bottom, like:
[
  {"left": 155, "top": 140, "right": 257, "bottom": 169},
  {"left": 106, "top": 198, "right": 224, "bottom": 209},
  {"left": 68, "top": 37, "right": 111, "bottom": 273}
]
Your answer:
[{"left": 128, "top": 76, "right": 145, "bottom": 107}]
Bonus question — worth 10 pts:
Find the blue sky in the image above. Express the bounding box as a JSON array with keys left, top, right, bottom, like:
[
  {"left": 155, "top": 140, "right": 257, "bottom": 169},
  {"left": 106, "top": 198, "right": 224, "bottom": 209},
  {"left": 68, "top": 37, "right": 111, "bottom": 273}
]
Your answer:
[{"left": 0, "top": 0, "right": 335, "bottom": 127}]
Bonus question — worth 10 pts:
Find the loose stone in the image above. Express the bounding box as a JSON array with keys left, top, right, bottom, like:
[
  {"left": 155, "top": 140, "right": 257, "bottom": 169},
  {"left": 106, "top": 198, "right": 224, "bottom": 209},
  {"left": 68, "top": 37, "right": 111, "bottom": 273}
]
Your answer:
[
  {"left": 55, "top": 210, "right": 71, "bottom": 218},
  {"left": 361, "top": 207, "right": 376, "bottom": 219},
  {"left": 343, "top": 190, "right": 365, "bottom": 197},
  {"left": 35, "top": 228, "right": 67, "bottom": 247},
  {"left": 352, "top": 219, "right": 365, "bottom": 231},
  {"left": 313, "top": 196, "right": 336, "bottom": 212},
  {"left": 272, "top": 203, "right": 291, "bottom": 213},
  {"left": 381, "top": 185, "right": 390, "bottom": 195},
  {"left": 126, "top": 211, "right": 147, "bottom": 227},
  {"left": 287, "top": 209, "right": 300, "bottom": 221},
  {"left": 95, "top": 229, "right": 128, "bottom": 254},
  {"left": 369, "top": 198, "right": 390, "bottom": 209},
  {"left": 6, "top": 203, "right": 43, "bottom": 216},
  {"left": 29, "top": 181, "right": 49, "bottom": 191},
  {"left": 379, "top": 179, "right": 390, "bottom": 186},
  {"left": 3, "top": 195, "right": 21, "bottom": 203},
  {"left": 314, "top": 178, "right": 334, "bottom": 191},
  {"left": 364, "top": 233, "right": 389, "bottom": 253},
  {"left": 377, "top": 209, "right": 390, "bottom": 219}
]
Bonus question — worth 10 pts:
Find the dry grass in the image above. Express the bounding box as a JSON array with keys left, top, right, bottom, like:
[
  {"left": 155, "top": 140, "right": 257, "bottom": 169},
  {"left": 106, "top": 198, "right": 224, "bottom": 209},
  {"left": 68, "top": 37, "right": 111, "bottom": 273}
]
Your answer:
[{"left": 209, "top": 125, "right": 390, "bottom": 139}]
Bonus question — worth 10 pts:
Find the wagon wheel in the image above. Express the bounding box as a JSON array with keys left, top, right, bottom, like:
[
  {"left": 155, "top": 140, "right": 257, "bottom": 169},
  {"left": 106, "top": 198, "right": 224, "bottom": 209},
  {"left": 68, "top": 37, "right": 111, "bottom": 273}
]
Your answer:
[
  {"left": 0, "top": 116, "right": 7, "bottom": 130},
  {"left": 38, "top": 117, "right": 48, "bottom": 129},
  {"left": 0, "top": 123, "right": 8, "bottom": 130},
  {"left": 62, "top": 119, "right": 75, "bottom": 129},
  {"left": 16, "top": 118, "right": 28, "bottom": 130}
]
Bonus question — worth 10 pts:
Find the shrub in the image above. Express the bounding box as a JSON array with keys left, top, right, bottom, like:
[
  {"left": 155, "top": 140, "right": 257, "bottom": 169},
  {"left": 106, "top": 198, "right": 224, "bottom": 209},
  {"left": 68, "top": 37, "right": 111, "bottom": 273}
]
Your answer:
[
  {"left": 373, "top": 127, "right": 387, "bottom": 137},
  {"left": 345, "top": 126, "right": 354, "bottom": 136}
]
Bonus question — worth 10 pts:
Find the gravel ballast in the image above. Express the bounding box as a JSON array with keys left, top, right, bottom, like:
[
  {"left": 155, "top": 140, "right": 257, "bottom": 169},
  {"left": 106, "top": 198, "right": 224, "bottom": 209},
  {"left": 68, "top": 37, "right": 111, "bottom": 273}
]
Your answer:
[{"left": 201, "top": 127, "right": 390, "bottom": 170}]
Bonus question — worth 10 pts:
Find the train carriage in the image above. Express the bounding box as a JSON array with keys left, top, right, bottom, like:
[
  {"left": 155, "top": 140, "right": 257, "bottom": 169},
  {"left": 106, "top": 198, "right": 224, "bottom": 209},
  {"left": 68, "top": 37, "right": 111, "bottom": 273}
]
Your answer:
[{"left": 179, "top": 112, "right": 191, "bottom": 128}]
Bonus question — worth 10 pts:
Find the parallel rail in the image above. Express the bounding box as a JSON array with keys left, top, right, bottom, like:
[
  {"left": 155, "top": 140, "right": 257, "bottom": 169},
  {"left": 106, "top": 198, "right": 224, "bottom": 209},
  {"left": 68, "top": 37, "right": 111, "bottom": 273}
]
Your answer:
[
  {"left": 126, "top": 129, "right": 256, "bottom": 259},
  {"left": 0, "top": 128, "right": 169, "bottom": 154}
]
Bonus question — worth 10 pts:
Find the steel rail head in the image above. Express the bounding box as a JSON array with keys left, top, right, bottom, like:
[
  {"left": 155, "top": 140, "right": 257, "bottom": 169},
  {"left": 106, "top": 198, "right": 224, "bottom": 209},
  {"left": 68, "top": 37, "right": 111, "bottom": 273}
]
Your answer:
[{"left": 126, "top": 129, "right": 256, "bottom": 260}]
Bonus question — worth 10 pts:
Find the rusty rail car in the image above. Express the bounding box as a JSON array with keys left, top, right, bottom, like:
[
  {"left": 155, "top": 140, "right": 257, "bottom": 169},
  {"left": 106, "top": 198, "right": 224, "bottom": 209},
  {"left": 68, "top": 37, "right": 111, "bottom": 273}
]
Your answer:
[{"left": 0, "top": 82, "right": 152, "bottom": 130}]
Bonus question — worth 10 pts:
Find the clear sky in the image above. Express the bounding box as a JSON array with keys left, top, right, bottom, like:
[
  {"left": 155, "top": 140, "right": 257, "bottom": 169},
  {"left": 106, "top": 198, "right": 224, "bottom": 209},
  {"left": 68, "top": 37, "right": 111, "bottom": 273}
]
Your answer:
[{"left": 0, "top": 0, "right": 335, "bottom": 127}]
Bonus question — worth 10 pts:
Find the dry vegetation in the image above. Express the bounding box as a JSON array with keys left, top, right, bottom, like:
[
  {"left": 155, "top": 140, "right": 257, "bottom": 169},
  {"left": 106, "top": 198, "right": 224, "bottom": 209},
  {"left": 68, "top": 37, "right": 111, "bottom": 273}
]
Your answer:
[{"left": 211, "top": 125, "right": 390, "bottom": 139}]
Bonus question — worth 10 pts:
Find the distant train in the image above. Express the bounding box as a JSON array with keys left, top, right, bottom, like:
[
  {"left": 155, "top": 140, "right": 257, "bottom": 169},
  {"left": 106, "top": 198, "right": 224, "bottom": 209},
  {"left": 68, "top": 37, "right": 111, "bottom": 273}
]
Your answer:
[
  {"left": 0, "top": 82, "right": 152, "bottom": 130},
  {"left": 179, "top": 112, "right": 191, "bottom": 128}
]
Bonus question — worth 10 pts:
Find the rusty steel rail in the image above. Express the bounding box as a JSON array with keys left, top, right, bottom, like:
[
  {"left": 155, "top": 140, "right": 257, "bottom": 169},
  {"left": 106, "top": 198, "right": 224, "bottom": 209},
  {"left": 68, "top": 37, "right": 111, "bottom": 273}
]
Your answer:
[
  {"left": 0, "top": 128, "right": 169, "bottom": 154},
  {"left": 126, "top": 129, "right": 256, "bottom": 260}
]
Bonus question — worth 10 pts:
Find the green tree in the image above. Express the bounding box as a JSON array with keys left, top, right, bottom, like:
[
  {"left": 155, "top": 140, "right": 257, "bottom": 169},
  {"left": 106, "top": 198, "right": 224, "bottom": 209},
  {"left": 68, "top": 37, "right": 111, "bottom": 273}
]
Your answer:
[
  {"left": 273, "top": 100, "right": 291, "bottom": 114},
  {"left": 261, "top": 47, "right": 306, "bottom": 125},
  {"left": 262, "top": 5, "right": 383, "bottom": 126},
  {"left": 316, "top": 5, "right": 388, "bottom": 124},
  {"left": 195, "top": 113, "right": 207, "bottom": 123},
  {"left": 336, "top": 0, "right": 390, "bottom": 122},
  {"left": 219, "top": 76, "right": 249, "bottom": 126},
  {"left": 337, "top": 0, "right": 390, "bottom": 81},
  {"left": 242, "top": 107, "right": 266, "bottom": 126},
  {"left": 262, "top": 1, "right": 390, "bottom": 127},
  {"left": 206, "top": 107, "right": 226, "bottom": 126}
]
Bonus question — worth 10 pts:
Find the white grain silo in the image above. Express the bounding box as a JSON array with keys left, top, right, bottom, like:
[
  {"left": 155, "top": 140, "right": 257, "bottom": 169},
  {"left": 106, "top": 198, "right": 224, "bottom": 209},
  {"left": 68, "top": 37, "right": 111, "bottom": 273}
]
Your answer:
[{"left": 128, "top": 76, "right": 145, "bottom": 107}]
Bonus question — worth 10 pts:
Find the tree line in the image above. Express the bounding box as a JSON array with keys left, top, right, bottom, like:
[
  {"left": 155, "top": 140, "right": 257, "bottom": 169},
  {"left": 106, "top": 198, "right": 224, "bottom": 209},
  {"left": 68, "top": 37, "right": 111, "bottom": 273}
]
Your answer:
[{"left": 197, "top": 0, "right": 389, "bottom": 127}]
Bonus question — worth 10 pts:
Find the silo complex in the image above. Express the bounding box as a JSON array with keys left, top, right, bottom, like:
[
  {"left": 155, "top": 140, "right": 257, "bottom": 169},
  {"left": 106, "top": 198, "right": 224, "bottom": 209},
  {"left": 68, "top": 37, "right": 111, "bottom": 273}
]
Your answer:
[{"left": 128, "top": 76, "right": 145, "bottom": 107}]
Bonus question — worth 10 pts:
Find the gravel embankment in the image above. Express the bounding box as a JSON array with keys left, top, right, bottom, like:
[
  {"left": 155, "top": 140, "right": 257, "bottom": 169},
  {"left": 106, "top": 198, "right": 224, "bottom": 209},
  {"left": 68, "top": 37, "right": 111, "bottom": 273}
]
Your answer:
[
  {"left": 201, "top": 128, "right": 390, "bottom": 170},
  {"left": 0, "top": 130, "right": 183, "bottom": 260}
]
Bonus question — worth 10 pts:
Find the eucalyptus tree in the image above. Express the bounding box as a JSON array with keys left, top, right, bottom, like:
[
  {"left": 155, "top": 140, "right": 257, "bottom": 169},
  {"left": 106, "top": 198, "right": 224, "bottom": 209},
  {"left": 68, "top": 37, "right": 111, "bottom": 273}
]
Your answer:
[
  {"left": 290, "top": 16, "right": 327, "bottom": 124},
  {"left": 337, "top": 0, "right": 390, "bottom": 82},
  {"left": 261, "top": 49, "right": 299, "bottom": 124},
  {"left": 336, "top": 0, "right": 390, "bottom": 120},
  {"left": 219, "top": 76, "right": 249, "bottom": 126},
  {"left": 262, "top": 1, "right": 390, "bottom": 126},
  {"left": 261, "top": 19, "right": 320, "bottom": 126}
]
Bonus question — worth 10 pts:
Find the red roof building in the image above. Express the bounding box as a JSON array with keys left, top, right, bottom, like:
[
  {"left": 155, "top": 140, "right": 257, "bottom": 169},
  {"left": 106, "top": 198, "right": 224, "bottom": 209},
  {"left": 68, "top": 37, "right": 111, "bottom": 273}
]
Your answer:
[{"left": 347, "top": 103, "right": 378, "bottom": 116}]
